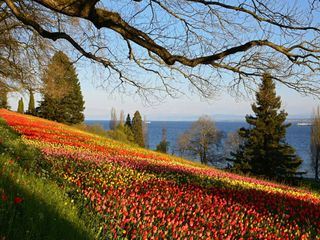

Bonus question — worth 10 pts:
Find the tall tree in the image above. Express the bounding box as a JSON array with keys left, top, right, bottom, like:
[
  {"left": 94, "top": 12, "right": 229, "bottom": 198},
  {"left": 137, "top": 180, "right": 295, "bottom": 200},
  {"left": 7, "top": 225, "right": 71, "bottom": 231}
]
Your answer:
[
  {"left": 17, "top": 98, "right": 24, "bottom": 113},
  {"left": 132, "top": 111, "right": 145, "bottom": 147},
  {"left": 229, "top": 74, "right": 302, "bottom": 180},
  {"left": 178, "top": 116, "right": 222, "bottom": 165},
  {"left": 38, "top": 51, "right": 85, "bottom": 124},
  {"left": 119, "top": 110, "right": 125, "bottom": 126},
  {"left": 27, "top": 90, "right": 36, "bottom": 115},
  {"left": 156, "top": 128, "right": 170, "bottom": 153},
  {"left": 142, "top": 115, "right": 149, "bottom": 148},
  {"left": 0, "top": 85, "right": 9, "bottom": 109},
  {"left": 3, "top": 1, "right": 320, "bottom": 98},
  {"left": 109, "top": 107, "right": 117, "bottom": 130},
  {"left": 311, "top": 107, "right": 320, "bottom": 181},
  {"left": 125, "top": 114, "right": 132, "bottom": 128}
]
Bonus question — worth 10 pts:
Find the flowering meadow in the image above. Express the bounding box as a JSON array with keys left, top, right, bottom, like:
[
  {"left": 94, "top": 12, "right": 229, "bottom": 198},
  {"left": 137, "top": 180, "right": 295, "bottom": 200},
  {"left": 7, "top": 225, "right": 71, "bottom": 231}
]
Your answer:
[{"left": 0, "top": 109, "right": 319, "bottom": 239}]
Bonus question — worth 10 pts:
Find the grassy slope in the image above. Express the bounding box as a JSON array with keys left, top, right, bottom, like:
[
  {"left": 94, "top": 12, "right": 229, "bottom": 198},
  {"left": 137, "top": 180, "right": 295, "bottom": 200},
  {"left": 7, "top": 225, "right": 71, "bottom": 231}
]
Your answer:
[
  {"left": 0, "top": 119, "right": 95, "bottom": 240},
  {"left": 0, "top": 110, "right": 319, "bottom": 239}
]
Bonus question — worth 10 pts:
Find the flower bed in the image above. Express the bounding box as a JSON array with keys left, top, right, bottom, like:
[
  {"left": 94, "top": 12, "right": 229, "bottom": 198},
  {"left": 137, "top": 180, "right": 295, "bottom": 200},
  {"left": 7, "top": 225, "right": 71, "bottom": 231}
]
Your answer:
[{"left": 0, "top": 109, "right": 319, "bottom": 239}]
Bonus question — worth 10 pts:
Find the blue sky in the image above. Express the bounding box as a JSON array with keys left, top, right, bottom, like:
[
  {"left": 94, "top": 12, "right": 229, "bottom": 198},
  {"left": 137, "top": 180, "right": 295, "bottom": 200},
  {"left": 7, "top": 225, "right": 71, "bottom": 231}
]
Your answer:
[
  {"left": 8, "top": 55, "right": 319, "bottom": 121},
  {"left": 7, "top": 0, "right": 320, "bottom": 121},
  {"left": 80, "top": 83, "right": 318, "bottom": 121}
]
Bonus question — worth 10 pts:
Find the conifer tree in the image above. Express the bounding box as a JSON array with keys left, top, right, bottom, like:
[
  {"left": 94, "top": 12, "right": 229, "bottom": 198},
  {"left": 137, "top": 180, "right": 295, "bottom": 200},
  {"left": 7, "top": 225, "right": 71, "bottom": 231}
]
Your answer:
[
  {"left": 27, "top": 90, "right": 36, "bottom": 115},
  {"left": 125, "top": 114, "right": 132, "bottom": 128},
  {"left": 17, "top": 98, "right": 24, "bottom": 113},
  {"left": 38, "top": 51, "right": 85, "bottom": 124},
  {"left": 132, "top": 111, "right": 145, "bottom": 147},
  {"left": 229, "top": 73, "right": 302, "bottom": 180},
  {"left": 0, "top": 87, "right": 9, "bottom": 109}
]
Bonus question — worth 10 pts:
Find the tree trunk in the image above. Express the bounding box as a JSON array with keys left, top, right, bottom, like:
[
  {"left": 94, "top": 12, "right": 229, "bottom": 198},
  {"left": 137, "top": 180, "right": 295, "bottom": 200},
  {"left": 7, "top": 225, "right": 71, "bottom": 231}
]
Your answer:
[{"left": 203, "top": 148, "right": 207, "bottom": 165}]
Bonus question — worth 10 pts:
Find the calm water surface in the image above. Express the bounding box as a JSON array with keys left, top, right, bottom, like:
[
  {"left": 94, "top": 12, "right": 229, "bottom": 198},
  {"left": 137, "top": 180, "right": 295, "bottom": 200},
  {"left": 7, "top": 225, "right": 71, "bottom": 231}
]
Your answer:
[{"left": 86, "top": 120, "right": 313, "bottom": 178}]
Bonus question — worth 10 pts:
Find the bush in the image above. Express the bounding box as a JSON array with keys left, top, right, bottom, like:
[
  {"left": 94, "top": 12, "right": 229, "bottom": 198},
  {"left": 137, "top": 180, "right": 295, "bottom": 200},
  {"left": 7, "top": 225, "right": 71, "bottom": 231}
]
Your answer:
[{"left": 73, "top": 123, "right": 108, "bottom": 137}]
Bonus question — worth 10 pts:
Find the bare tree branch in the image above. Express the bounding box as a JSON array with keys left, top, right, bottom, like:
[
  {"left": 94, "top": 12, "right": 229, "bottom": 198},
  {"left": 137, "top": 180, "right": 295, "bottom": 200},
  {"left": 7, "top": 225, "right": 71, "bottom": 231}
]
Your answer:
[{"left": 2, "top": 0, "right": 320, "bottom": 98}]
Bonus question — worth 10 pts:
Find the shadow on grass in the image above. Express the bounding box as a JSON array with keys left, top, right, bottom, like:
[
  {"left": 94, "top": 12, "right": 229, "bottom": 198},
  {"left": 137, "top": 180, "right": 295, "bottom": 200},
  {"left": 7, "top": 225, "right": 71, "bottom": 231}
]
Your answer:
[
  {"left": 0, "top": 174, "right": 92, "bottom": 240},
  {"left": 0, "top": 119, "right": 94, "bottom": 240}
]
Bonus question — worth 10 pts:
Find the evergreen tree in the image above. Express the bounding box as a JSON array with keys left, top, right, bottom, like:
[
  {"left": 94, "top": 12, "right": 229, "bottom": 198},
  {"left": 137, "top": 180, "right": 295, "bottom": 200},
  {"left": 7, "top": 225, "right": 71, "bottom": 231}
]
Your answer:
[
  {"left": 229, "top": 73, "right": 302, "bottom": 180},
  {"left": 125, "top": 114, "right": 132, "bottom": 128},
  {"left": 0, "top": 86, "right": 9, "bottom": 109},
  {"left": 17, "top": 98, "right": 24, "bottom": 113},
  {"left": 132, "top": 111, "right": 145, "bottom": 147},
  {"left": 38, "top": 51, "right": 85, "bottom": 124},
  {"left": 27, "top": 90, "right": 36, "bottom": 115}
]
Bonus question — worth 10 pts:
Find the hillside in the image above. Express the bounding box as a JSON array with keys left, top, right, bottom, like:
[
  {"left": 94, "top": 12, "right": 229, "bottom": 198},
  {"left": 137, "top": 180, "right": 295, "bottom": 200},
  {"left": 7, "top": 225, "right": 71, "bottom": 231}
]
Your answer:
[{"left": 0, "top": 109, "right": 319, "bottom": 239}]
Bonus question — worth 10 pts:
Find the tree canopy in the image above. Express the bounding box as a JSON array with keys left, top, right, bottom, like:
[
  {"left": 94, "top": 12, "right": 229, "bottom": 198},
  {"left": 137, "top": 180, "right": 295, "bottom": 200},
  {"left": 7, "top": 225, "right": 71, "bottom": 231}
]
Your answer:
[
  {"left": 0, "top": 83, "right": 9, "bottom": 109},
  {"left": 37, "top": 51, "right": 85, "bottom": 124},
  {"left": 27, "top": 90, "right": 36, "bottom": 115},
  {"left": 132, "top": 111, "right": 145, "bottom": 147},
  {"left": 2, "top": 0, "right": 320, "bottom": 98},
  {"left": 17, "top": 97, "right": 24, "bottom": 113},
  {"left": 229, "top": 74, "right": 302, "bottom": 180},
  {"left": 178, "top": 116, "right": 222, "bottom": 165},
  {"left": 0, "top": 1, "right": 50, "bottom": 93}
]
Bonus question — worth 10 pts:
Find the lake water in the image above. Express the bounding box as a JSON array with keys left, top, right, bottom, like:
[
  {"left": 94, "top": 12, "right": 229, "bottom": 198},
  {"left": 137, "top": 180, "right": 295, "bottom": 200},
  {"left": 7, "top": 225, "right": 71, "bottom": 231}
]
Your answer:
[{"left": 86, "top": 120, "right": 313, "bottom": 178}]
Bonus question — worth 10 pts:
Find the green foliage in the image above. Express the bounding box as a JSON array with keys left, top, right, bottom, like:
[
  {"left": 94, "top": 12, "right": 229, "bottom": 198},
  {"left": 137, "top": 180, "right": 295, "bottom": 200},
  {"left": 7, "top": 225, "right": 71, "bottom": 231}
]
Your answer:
[
  {"left": 122, "top": 124, "right": 135, "bottom": 143},
  {"left": 26, "top": 90, "right": 36, "bottom": 115},
  {"left": 156, "top": 128, "right": 170, "bottom": 153},
  {"left": 298, "top": 178, "right": 320, "bottom": 194},
  {"left": 37, "top": 51, "right": 85, "bottom": 124},
  {"left": 125, "top": 114, "right": 132, "bottom": 128},
  {"left": 106, "top": 124, "right": 135, "bottom": 145},
  {"left": 229, "top": 73, "right": 302, "bottom": 180},
  {"left": 156, "top": 140, "right": 170, "bottom": 153},
  {"left": 73, "top": 122, "right": 135, "bottom": 145},
  {"left": 73, "top": 123, "right": 108, "bottom": 137},
  {"left": 0, "top": 87, "right": 9, "bottom": 109},
  {"left": 132, "top": 111, "right": 145, "bottom": 147},
  {"left": 0, "top": 119, "right": 94, "bottom": 239},
  {"left": 17, "top": 98, "right": 24, "bottom": 113}
]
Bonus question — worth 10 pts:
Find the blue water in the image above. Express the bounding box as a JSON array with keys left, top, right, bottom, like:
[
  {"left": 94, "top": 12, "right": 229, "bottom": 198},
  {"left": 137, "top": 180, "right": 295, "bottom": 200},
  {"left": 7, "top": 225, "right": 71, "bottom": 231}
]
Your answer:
[{"left": 86, "top": 120, "right": 313, "bottom": 177}]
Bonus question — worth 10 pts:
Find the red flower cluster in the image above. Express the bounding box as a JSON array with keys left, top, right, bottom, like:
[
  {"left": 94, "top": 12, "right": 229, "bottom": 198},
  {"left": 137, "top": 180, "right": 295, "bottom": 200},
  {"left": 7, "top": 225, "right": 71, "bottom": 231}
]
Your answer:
[
  {"left": 14, "top": 196, "right": 23, "bottom": 204},
  {"left": 0, "top": 109, "right": 319, "bottom": 239},
  {"left": 1, "top": 191, "right": 23, "bottom": 205}
]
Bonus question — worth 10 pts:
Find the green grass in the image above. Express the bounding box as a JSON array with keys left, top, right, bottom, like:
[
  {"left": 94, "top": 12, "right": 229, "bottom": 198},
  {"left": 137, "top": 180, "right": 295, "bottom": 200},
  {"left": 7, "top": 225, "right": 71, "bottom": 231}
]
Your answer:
[
  {"left": 0, "top": 119, "right": 96, "bottom": 240},
  {"left": 298, "top": 178, "right": 320, "bottom": 193}
]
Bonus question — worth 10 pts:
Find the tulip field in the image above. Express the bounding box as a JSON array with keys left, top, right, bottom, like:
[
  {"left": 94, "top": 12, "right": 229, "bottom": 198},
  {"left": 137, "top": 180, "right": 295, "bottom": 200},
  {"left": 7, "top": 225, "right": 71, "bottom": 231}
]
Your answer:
[{"left": 0, "top": 109, "right": 319, "bottom": 239}]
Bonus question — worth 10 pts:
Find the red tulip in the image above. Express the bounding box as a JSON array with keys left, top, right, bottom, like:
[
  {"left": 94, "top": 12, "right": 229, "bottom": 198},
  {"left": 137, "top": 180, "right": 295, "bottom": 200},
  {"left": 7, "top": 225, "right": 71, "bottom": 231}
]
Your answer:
[{"left": 14, "top": 196, "right": 23, "bottom": 204}]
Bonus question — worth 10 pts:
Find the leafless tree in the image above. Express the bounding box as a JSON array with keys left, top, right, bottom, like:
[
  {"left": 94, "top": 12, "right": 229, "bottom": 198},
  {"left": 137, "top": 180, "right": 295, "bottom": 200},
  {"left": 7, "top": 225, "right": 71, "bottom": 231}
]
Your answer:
[
  {"left": 178, "top": 115, "right": 222, "bottom": 165},
  {"left": 142, "top": 115, "right": 149, "bottom": 148},
  {"left": 109, "top": 107, "right": 117, "bottom": 130},
  {"left": 119, "top": 110, "right": 125, "bottom": 126},
  {"left": 2, "top": 0, "right": 320, "bottom": 99},
  {"left": 224, "top": 131, "right": 243, "bottom": 158},
  {"left": 311, "top": 106, "right": 320, "bottom": 181},
  {"left": 0, "top": 1, "right": 52, "bottom": 93}
]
